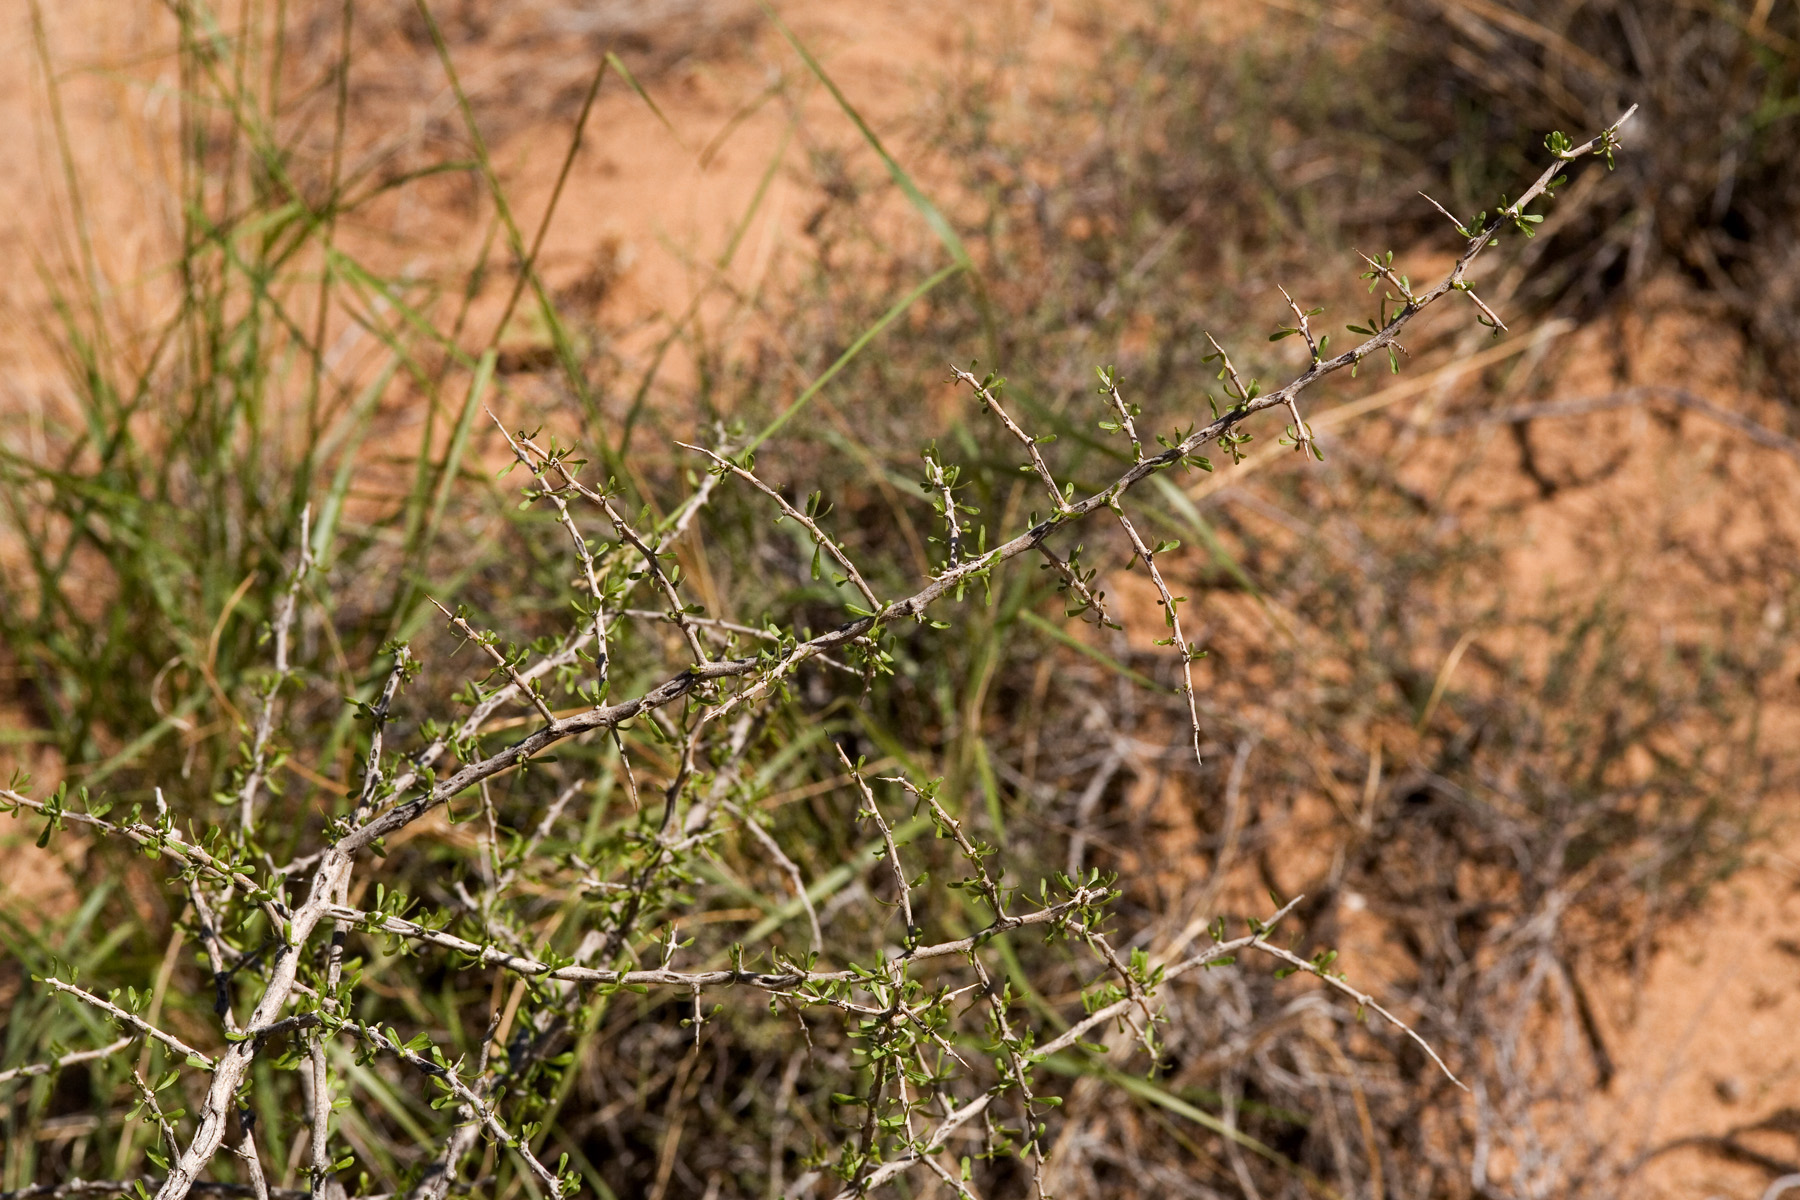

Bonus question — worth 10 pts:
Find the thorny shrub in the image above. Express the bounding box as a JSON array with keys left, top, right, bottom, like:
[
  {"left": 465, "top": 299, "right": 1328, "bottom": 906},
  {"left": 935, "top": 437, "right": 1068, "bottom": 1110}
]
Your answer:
[
  {"left": 0, "top": 45, "right": 1648, "bottom": 1200},
  {"left": 2, "top": 5, "right": 1789, "bottom": 1200}
]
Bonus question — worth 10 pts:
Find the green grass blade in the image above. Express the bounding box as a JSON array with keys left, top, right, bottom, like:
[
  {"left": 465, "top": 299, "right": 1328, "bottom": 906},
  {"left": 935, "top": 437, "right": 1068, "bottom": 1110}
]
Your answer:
[
  {"left": 1018, "top": 609, "right": 1170, "bottom": 693},
  {"left": 605, "top": 51, "right": 689, "bottom": 151},
  {"left": 748, "top": 261, "right": 961, "bottom": 450},
  {"left": 1151, "top": 474, "right": 1274, "bottom": 606},
  {"left": 311, "top": 352, "right": 403, "bottom": 568},
  {"left": 759, "top": 0, "right": 996, "bottom": 353},
  {"left": 1039, "top": 1056, "right": 1338, "bottom": 1197},
  {"left": 420, "top": 348, "right": 498, "bottom": 571},
  {"left": 759, "top": 0, "right": 964, "bottom": 267}
]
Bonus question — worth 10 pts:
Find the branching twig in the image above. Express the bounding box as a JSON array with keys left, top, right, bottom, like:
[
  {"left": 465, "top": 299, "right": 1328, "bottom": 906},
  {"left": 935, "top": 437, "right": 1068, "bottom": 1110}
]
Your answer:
[
  {"left": 680, "top": 441, "right": 883, "bottom": 615},
  {"left": 1250, "top": 941, "right": 1465, "bottom": 1090},
  {"left": 1109, "top": 504, "right": 1204, "bottom": 768},
  {"left": 0, "top": 1037, "right": 135, "bottom": 1088},
  {"left": 431, "top": 600, "right": 559, "bottom": 727},
  {"left": 328, "top": 110, "right": 1642, "bottom": 866},
  {"left": 237, "top": 506, "right": 313, "bottom": 837},
  {"left": 510, "top": 429, "right": 711, "bottom": 666},
  {"left": 828, "top": 896, "right": 1308, "bottom": 1198},
  {"left": 952, "top": 365, "right": 1069, "bottom": 513},
  {"left": 38, "top": 979, "right": 215, "bottom": 1069},
  {"left": 490, "top": 410, "right": 611, "bottom": 695}
]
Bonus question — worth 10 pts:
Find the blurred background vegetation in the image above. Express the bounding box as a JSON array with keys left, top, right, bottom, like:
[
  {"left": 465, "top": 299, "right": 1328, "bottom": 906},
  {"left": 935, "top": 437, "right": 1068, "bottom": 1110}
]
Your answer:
[{"left": 3, "top": 1, "right": 1798, "bottom": 1197}]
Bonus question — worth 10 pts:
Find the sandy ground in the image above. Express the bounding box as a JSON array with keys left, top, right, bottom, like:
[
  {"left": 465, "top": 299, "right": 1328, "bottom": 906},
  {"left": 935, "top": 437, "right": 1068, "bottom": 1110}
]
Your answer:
[{"left": 1, "top": 2, "right": 1797, "bottom": 1196}]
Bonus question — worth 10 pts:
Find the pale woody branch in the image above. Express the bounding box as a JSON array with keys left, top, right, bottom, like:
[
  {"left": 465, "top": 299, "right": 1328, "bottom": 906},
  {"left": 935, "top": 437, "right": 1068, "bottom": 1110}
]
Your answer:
[
  {"left": 36, "top": 979, "right": 215, "bottom": 1069},
  {"left": 950, "top": 365, "right": 1070, "bottom": 513},
  {"left": 0, "top": 1037, "right": 135, "bottom": 1088},
  {"left": 428, "top": 599, "right": 559, "bottom": 727},
  {"left": 317, "top": 889, "right": 1111, "bottom": 990},
  {"left": 1095, "top": 365, "right": 1144, "bottom": 463},
  {"left": 488, "top": 411, "right": 611, "bottom": 693},
  {"left": 920, "top": 447, "right": 964, "bottom": 569},
  {"left": 236, "top": 505, "right": 313, "bottom": 839},
  {"left": 1108, "top": 503, "right": 1204, "bottom": 768},
  {"left": 503, "top": 425, "right": 712, "bottom": 666},
  {"left": 1253, "top": 941, "right": 1464, "bottom": 1089},
  {"left": 2, "top": 790, "right": 288, "bottom": 916}
]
